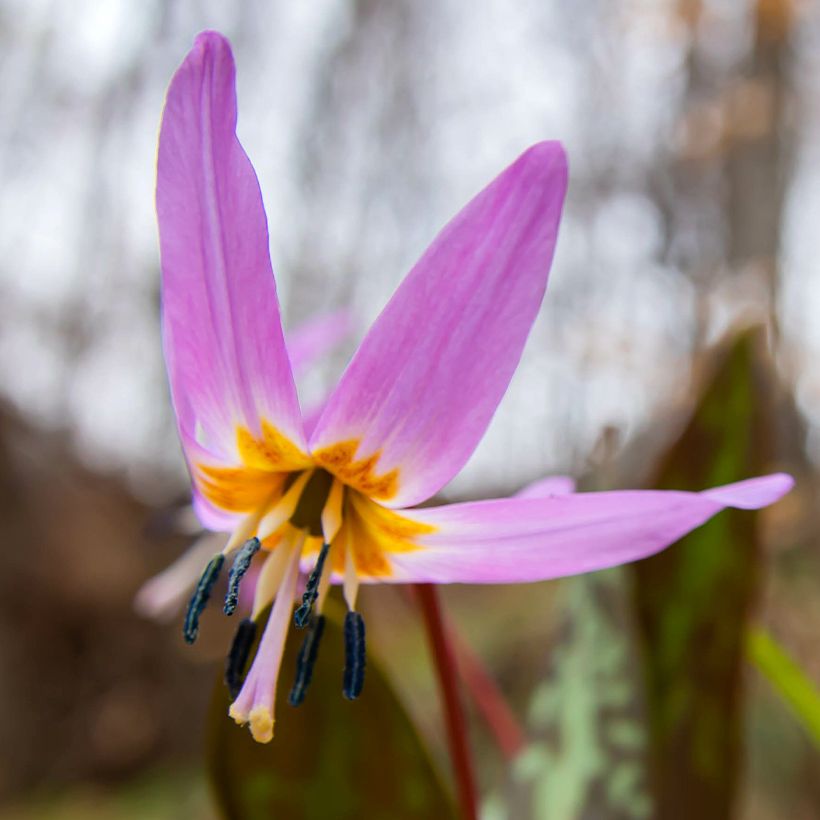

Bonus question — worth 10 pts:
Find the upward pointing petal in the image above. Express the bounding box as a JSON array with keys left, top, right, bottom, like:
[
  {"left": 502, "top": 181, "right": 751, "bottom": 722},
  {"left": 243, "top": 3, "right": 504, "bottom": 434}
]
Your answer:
[
  {"left": 157, "top": 31, "right": 305, "bottom": 469},
  {"left": 310, "top": 143, "right": 568, "bottom": 507}
]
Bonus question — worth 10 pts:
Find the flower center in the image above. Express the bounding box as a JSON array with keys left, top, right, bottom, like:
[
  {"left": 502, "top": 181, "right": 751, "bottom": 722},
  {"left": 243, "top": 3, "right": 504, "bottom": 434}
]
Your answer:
[
  {"left": 288, "top": 469, "right": 334, "bottom": 536},
  {"left": 182, "top": 427, "right": 437, "bottom": 739}
]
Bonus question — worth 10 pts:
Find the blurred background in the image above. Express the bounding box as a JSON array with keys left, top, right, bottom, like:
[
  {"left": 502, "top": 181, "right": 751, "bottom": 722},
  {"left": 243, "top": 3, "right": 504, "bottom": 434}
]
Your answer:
[{"left": 0, "top": 0, "right": 817, "bottom": 817}]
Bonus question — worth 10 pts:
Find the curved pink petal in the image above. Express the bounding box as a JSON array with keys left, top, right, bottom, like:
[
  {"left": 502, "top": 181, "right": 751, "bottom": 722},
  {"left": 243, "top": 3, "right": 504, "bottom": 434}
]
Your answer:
[
  {"left": 157, "top": 31, "right": 305, "bottom": 467},
  {"left": 181, "top": 428, "right": 242, "bottom": 531},
  {"left": 192, "top": 484, "right": 238, "bottom": 532},
  {"left": 310, "top": 143, "right": 568, "bottom": 507},
  {"left": 382, "top": 474, "right": 793, "bottom": 584},
  {"left": 287, "top": 309, "right": 353, "bottom": 377},
  {"left": 515, "top": 475, "right": 576, "bottom": 498}
]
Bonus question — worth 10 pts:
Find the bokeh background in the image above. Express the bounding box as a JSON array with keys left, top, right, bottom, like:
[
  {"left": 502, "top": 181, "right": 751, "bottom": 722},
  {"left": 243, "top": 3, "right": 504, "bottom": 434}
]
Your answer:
[{"left": 0, "top": 0, "right": 817, "bottom": 818}]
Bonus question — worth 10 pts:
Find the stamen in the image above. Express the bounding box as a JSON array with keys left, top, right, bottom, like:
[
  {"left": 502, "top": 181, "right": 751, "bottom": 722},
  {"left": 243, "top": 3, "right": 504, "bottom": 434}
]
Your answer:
[
  {"left": 293, "top": 542, "right": 330, "bottom": 628},
  {"left": 224, "top": 537, "right": 261, "bottom": 615},
  {"left": 183, "top": 553, "right": 224, "bottom": 644},
  {"left": 288, "top": 615, "right": 326, "bottom": 706},
  {"left": 321, "top": 479, "right": 344, "bottom": 543},
  {"left": 257, "top": 471, "right": 312, "bottom": 540},
  {"left": 342, "top": 610, "right": 366, "bottom": 700},
  {"left": 134, "top": 533, "right": 222, "bottom": 622},
  {"left": 225, "top": 618, "right": 257, "bottom": 698},
  {"left": 343, "top": 532, "right": 360, "bottom": 611},
  {"left": 223, "top": 502, "right": 269, "bottom": 554},
  {"left": 315, "top": 553, "right": 333, "bottom": 614}
]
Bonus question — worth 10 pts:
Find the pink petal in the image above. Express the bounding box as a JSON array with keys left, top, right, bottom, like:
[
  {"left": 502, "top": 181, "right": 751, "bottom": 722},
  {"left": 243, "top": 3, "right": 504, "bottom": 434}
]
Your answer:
[
  {"left": 287, "top": 309, "right": 354, "bottom": 377},
  {"left": 310, "top": 143, "right": 568, "bottom": 507},
  {"left": 515, "top": 475, "right": 576, "bottom": 498},
  {"left": 133, "top": 532, "right": 224, "bottom": 621},
  {"left": 699, "top": 473, "right": 794, "bottom": 509},
  {"left": 383, "top": 474, "right": 793, "bottom": 584},
  {"left": 157, "top": 31, "right": 305, "bottom": 466},
  {"left": 301, "top": 402, "right": 326, "bottom": 441}
]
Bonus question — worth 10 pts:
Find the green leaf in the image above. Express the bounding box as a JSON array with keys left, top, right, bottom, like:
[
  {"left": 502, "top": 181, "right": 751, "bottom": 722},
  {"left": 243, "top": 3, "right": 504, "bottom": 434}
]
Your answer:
[
  {"left": 505, "top": 570, "right": 653, "bottom": 820},
  {"left": 631, "top": 329, "right": 775, "bottom": 817},
  {"left": 206, "top": 604, "right": 456, "bottom": 820},
  {"left": 747, "top": 627, "right": 820, "bottom": 749}
]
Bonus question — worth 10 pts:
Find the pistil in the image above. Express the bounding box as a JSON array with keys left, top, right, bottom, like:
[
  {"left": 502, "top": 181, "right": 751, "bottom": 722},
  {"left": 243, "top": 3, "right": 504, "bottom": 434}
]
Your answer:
[{"left": 229, "top": 533, "right": 305, "bottom": 742}]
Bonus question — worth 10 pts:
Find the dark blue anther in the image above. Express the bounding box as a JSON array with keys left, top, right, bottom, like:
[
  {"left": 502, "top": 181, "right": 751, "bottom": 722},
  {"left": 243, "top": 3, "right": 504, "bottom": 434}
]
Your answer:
[
  {"left": 342, "top": 610, "right": 366, "bottom": 700},
  {"left": 224, "top": 537, "right": 261, "bottom": 616},
  {"left": 224, "top": 618, "right": 257, "bottom": 699},
  {"left": 183, "top": 553, "right": 224, "bottom": 644},
  {"left": 288, "top": 615, "right": 326, "bottom": 707},
  {"left": 293, "top": 542, "right": 330, "bottom": 628}
]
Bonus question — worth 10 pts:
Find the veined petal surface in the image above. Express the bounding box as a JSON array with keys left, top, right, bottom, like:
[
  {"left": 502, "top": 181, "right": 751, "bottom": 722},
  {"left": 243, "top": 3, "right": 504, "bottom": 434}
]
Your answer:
[
  {"left": 157, "top": 31, "right": 305, "bottom": 466},
  {"left": 310, "top": 143, "right": 568, "bottom": 507},
  {"left": 383, "top": 474, "right": 793, "bottom": 584}
]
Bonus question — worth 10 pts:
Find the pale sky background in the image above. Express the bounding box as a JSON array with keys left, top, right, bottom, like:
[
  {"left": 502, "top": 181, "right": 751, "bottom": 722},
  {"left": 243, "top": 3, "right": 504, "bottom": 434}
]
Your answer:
[{"left": 0, "top": 0, "right": 816, "bottom": 504}]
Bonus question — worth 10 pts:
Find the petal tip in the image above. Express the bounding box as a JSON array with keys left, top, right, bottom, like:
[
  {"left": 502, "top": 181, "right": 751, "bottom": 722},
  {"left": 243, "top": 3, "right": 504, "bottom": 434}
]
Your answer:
[
  {"left": 764, "top": 471, "right": 796, "bottom": 499},
  {"left": 518, "top": 141, "right": 569, "bottom": 183},
  {"left": 193, "top": 29, "right": 232, "bottom": 54},
  {"left": 701, "top": 472, "right": 795, "bottom": 510}
]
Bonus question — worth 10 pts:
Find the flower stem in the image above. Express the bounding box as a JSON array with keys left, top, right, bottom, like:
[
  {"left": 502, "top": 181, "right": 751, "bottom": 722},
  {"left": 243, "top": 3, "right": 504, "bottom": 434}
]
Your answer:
[
  {"left": 450, "top": 624, "right": 526, "bottom": 761},
  {"left": 415, "top": 584, "right": 479, "bottom": 820}
]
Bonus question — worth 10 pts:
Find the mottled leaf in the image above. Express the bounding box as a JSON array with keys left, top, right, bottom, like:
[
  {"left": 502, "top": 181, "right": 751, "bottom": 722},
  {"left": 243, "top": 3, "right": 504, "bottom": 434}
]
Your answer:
[
  {"left": 503, "top": 570, "right": 653, "bottom": 820},
  {"left": 206, "top": 603, "right": 456, "bottom": 820}
]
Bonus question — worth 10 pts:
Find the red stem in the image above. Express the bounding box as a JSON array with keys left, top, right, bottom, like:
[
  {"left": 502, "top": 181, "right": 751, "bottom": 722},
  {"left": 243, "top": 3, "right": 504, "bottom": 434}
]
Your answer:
[
  {"left": 450, "top": 625, "right": 527, "bottom": 761},
  {"left": 415, "top": 583, "right": 479, "bottom": 820}
]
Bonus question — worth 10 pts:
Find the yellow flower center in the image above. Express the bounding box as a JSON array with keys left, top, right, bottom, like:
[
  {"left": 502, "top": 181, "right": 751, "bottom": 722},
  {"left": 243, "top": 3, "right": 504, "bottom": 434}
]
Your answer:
[{"left": 194, "top": 421, "right": 435, "bottom": 581}]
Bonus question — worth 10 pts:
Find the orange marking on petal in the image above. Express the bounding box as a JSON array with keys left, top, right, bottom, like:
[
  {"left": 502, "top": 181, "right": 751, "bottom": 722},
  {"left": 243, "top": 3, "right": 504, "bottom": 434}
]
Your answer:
[
  {"left": 196, "top": 421, "right": 309, "bottom": 515},
  {"left": 237, "top": 420, "right": 311, "bottom": 471},
  {"left": 312, "top": 439, "right": 399, "bottom": 501},
  {"left": 329, "top": 492, "right": 435, "bottom": 579},
  {"left": 196, "top": 465, "right": 285, "bottom": 513}
]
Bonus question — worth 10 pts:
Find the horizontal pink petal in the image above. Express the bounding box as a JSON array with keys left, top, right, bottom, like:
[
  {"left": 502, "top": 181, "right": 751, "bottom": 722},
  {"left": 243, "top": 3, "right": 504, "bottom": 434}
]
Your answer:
[
  {"left": 310, "top": 143, "right": 568, "bottom": 507},
  {"left": 286, "top": 309, "right": 353, "bottom": 377},
  {"left": 157, "top": 31, "right": 305, "bottom": 466},
  {"left": 383, "top": 474, "right": 793, "bottom": 584},
  {"left": 699, "top": 474, "right": 794, "bottom": 509}
]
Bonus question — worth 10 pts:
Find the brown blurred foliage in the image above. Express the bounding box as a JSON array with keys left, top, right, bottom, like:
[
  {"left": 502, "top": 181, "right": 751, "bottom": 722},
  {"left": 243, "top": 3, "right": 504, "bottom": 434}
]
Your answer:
[{"left": 0, "top": 402, "right": 210, "bottom": 798}]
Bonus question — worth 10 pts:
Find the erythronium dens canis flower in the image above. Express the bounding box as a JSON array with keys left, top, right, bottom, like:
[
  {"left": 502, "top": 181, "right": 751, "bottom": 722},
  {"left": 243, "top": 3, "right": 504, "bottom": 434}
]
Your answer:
[{"left": 156, "top": 31, "right": 794, "bottom": 743}]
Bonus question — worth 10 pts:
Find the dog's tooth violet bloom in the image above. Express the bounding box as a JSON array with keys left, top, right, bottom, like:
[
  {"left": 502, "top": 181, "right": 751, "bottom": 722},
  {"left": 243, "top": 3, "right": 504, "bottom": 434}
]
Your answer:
[{"left": 156, "top": 31, "right": 794, "bottom": 744}]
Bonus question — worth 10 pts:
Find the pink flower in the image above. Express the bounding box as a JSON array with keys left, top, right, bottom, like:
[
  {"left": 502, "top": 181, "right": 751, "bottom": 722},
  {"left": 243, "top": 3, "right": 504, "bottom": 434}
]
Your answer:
[{"left": 156, "top": 31, "right": 793, "bottom": 743}]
